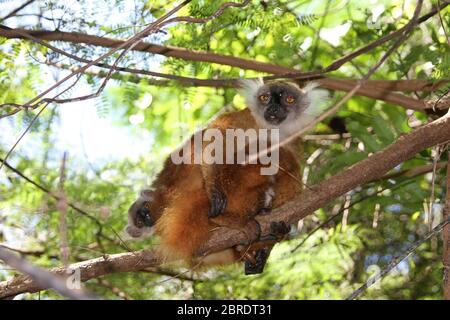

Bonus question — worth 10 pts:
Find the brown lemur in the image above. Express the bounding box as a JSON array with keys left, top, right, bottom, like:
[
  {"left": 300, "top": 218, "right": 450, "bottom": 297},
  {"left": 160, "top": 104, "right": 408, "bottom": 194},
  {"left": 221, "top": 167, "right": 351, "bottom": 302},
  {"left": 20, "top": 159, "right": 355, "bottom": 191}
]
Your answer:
[{"left": 126, "top": 79, "right": 328, "bottom": 274}]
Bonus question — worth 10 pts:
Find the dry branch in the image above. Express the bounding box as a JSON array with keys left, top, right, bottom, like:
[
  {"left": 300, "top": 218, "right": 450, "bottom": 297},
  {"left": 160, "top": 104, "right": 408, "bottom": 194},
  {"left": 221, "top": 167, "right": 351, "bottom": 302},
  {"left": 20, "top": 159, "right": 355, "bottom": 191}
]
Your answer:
[
  {"left": 1, "top": 112, "right": 450, "bottom": 299},
  {"left": 0, "top": 0, "right": 35, "bottom": 22},
  {"left": 0, "top": 27, "right": 285, "bottom": 74},
  {"left": 47, "top": 59, "right": 448, "bottom": 113},
  {"left": 0, "top": 244, "right": 45, "bottom": 257},
  {"left": 0, "top": 249, "right": 158, "bottom": 299},
  {"left": 0, "top": 0, "right": 192, "bottom": 112},
  {"left": 0, "top": 246, "right": 98, "bottom": 299},
  {"left": 46, "top": 60, "right": 447, "bottom": 113}
]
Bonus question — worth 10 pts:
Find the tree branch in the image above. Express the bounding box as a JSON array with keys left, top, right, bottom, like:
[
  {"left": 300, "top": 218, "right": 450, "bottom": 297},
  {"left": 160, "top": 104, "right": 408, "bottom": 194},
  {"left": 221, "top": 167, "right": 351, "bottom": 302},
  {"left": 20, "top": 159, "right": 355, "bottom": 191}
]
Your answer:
[
  {"left": 46, "top": 60, "right": 446, "bottom": 113},
  {"left": 0, "top": 246, "right": 98, "bottom": 299},
  {"left": 0, "top": 249, "right": 158, "bottom": 299},
  {"left": 0, "top": 244, "right": 45, "bottom": 257},
  {"left": 0, "top": 0, "right": 35, "bottom": 22}
]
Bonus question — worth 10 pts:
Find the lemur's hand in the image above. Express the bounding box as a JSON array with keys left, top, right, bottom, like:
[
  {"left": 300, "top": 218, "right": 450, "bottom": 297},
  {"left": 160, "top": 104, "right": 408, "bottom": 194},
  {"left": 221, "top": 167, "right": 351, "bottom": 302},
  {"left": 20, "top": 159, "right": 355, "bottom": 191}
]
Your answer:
[{"left": 208, "top": 187, "right": 227, "bottom": 218}]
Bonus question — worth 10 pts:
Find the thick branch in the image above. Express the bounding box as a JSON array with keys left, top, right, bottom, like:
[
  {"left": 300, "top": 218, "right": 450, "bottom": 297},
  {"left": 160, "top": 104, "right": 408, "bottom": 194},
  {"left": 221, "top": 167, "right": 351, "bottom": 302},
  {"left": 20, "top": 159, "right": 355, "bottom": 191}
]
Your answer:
[
  {"left": 0, "top": 247, "right": 98, "bottom": 299},
  {"left": 1, "top": 114, "right": 450, "bottom": 299},
  {"left": 0, "top": 250, "right": 159, "bottom": 299}
]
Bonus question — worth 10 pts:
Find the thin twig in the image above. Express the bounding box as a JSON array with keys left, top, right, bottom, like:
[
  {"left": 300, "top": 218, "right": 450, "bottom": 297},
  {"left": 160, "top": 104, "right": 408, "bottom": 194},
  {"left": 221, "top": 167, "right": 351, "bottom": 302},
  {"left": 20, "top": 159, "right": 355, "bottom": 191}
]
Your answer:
[
  {"left": 96, "top": 278, "right": 131, "bottom": 300},
  {"left": 0, "top": 0, "right": 251, "bottom": 110},
  {"left": 0, "top": 244, "right": 45, "bottom": 257},
  {"left": 17, "top": 1, "right": 191, "bottom": 109},
  {"left": 0, "top": 0, "right": 35, "bottom": 22},
  {"left": 437, "top": 0, "right": 450, "bottom": 46},
  {"left": 0, "top": 72, "right": 83, "bottom": 173},
  {"left": 346, "top": 216, "right": 450, "bottom": 300}
]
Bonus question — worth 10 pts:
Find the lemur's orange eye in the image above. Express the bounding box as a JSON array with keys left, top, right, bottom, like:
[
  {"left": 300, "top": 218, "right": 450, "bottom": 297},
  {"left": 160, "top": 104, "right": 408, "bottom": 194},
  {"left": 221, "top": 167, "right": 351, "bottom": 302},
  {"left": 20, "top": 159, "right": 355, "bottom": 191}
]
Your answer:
[
  {"left": 259, "top": 94, "right": 270, "bottom": 103},
  {"left": 286, "top": 96, "right": 295, "bottom": 104}
]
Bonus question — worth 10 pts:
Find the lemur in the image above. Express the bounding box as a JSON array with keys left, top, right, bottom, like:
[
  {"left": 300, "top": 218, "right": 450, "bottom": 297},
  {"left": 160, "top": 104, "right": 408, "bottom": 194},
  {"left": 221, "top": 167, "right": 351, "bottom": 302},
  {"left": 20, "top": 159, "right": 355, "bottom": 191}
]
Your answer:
[{"left": 126, "top": 79, "right": 328, "bottom": 274}]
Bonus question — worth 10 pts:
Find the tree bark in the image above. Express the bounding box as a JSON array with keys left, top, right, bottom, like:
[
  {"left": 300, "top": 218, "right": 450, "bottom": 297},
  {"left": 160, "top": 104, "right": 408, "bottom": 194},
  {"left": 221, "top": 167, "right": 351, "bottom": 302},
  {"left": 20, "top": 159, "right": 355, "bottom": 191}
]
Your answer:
[{"left": 0, "top": 250, "right": 159, "bottom": 299}]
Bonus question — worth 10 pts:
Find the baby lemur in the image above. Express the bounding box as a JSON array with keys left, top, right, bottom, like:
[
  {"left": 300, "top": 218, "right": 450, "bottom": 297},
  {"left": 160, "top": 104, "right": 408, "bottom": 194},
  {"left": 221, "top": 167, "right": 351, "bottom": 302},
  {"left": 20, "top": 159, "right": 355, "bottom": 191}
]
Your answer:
[{"left": 127, "top": 79, "right": 328, "bottom": 274}]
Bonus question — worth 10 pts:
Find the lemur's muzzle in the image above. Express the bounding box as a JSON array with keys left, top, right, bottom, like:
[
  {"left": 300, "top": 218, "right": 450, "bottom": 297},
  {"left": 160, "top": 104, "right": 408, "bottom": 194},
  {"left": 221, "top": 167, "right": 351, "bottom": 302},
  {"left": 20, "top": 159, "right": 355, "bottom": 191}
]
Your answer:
[{"left": 264, "top": 105, "right": 287, "bottom": 124}]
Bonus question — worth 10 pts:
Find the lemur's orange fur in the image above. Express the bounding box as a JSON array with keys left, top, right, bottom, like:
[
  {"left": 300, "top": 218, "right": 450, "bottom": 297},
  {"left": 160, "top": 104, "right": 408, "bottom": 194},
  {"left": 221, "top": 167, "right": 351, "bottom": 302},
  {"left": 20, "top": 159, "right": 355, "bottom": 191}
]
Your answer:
[{"left": 146, "top": 108, "right": 302, "bottom": 265}]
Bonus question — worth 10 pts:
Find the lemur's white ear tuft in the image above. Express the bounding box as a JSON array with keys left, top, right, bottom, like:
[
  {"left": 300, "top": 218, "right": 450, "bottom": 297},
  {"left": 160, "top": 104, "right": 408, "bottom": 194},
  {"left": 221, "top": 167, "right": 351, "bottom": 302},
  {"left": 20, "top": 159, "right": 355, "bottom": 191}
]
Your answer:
[
  {"left": 303, "top": 82, "right": 329, "bottom": 116},
  {"left": 238, "top": 78, "right": 264, "bottom": 108}
]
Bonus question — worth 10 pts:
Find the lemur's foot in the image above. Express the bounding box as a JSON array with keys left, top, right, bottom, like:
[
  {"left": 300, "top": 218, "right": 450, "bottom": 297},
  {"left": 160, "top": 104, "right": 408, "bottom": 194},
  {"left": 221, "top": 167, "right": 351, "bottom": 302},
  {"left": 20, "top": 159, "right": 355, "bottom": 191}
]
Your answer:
[
  {"left": 259, "top": 221, "right": 291, "bottom": 241},
  {"left": 244, "top": 247, "right": 271, "bottom": 275},
  {"left": 240, "top": 221, "right": 290, "bottom": 275},
  {"left": 270, "top": 221, "right": 290, "bottom": 236},
  {"left": 208, "top": 188, "right": 227, "bottom": 218}
]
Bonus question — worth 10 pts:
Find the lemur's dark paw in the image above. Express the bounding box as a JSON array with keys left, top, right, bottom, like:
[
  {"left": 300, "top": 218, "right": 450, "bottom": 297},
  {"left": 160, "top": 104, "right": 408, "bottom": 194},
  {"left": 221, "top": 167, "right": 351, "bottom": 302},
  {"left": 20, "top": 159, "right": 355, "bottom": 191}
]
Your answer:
[
  {"left": 208, "top": 188, "right": 227, "bottom": 218},
  {"left": 269, "top": 221, "right": 290, "bottom": 237},
  {"left": 244, "top": 248, "right": 271, "bottom": 275},
  {"left": 258, "top": 221, "right": 290, "bottom": 242},
  {"left": 134, "top": 202, "right": 153, "bottom": 228}
]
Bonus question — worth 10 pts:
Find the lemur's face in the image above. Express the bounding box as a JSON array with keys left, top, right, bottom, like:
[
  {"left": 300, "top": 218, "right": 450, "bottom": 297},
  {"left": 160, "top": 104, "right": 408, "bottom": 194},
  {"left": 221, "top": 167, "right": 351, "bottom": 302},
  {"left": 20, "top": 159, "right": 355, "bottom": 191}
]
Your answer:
[{"left": 257, "top": 83, "right": 304, "bottom": 125}]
